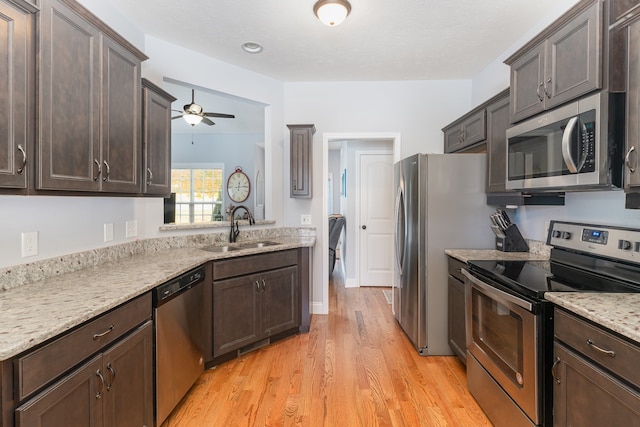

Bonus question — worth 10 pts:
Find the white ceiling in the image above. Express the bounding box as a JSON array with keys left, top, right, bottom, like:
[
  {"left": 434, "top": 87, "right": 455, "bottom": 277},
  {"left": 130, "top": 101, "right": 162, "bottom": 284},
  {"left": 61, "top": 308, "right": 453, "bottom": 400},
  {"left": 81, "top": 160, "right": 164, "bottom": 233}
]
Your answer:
[{"left": 109, "top": 0, "right": 568, "bottom": 82}]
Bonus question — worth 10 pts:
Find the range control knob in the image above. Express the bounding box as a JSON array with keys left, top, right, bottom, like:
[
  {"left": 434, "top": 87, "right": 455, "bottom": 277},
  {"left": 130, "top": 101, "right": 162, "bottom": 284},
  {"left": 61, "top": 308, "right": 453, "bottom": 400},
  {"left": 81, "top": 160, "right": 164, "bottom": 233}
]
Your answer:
[
  {"left": 561, "top": 231, "right": 572, "bottom": 240},
  {"left": 552, "top": 230, "right": 562, "bottom": 238},
  {"left": 619, "top": 239, "right": 632, "bottom": 250}
]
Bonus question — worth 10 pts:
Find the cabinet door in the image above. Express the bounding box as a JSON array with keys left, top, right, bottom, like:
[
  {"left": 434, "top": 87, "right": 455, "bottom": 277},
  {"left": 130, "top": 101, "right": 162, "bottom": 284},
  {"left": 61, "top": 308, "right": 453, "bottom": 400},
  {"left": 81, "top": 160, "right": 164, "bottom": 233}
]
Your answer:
[
  {"left": 545, "top": 1, "right": 602, "bottom": 110},
  {"left": 288, "top": 124, "right": 314, "bottom": 198},
  {"left": 460, "top": 110, "right": 486, "bottom": 148},
  {"left": 443, "top": 125, "right": 464, "bottom": 153},
  {"left": 102, "top": 322, "right": 153, "bottom": 427},
  {"left": 213, "top": 273, "right": 261, "bottom": 358},
  {"left": 486, "top": 93, "right": 511, "bottom": 193},
  {"left": 142, "top": 80, "right": 174, "bottom": 195},
  {"left": 261, "top": 266, "right": 299, "bottom": 337},
  {"left": 510, "top": 43, "right": 546, "bottom": 123},
  {"left": 0, "top": 1, "right": 31, "bottom": 189},
  {"left": 447, "top": 274, "right": 466, "bottom": 364},
  {"left": 38, "top": 0, "right": 101, "bottom": 191},
  {"left": 553, "top": 343, "right": 640, "bottom": 427},
  {"left": 100, "top": 35, "right": 141, "bottom": 193},
  {"left": 625, "top": 17, "right": 640, "bottom": 188},
  {"left": 16, "top": 355, "right": 103, "bottom": 427}
]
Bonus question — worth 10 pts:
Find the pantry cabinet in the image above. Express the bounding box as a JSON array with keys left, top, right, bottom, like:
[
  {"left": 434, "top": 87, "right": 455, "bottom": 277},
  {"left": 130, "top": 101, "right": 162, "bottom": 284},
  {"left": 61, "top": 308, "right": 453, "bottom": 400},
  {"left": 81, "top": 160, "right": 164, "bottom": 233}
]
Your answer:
[
  {"left": 0, "top": 0, "right": 36, "bottom": 190},
  {"left": 506, "top": 0, "right": 603, "bottom": 123},
  {"left": 142, "top": 78, "right": 176, "bottom": 196},
  {"left": 36, "top": 0, "right": 147, "bottom": 193}
]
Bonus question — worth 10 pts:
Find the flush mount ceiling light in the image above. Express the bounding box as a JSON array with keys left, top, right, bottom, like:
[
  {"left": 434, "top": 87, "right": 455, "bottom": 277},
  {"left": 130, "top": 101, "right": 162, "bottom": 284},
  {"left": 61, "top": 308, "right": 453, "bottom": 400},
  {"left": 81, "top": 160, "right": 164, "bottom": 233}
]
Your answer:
[
  {"left": 314, "top": 0, "right": 351, "bottom": 26},
  {"left": 241, "top": 41, "right": 263, "bottom": 54}
]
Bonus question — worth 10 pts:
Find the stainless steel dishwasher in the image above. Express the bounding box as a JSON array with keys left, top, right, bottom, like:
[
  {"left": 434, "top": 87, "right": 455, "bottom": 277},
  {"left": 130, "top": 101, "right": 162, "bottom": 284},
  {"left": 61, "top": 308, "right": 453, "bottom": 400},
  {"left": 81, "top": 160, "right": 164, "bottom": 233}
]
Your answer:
[{"left": 154, "top": 265, "right": 207, "bottom": 425}]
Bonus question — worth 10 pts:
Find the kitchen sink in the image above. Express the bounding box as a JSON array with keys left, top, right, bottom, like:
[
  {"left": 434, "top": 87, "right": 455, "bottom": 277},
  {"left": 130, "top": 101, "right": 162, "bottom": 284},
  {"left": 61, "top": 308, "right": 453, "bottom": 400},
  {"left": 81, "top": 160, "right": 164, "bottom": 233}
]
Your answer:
[{"left": 201, "top": 241, "right": 281, "bottom": 252}]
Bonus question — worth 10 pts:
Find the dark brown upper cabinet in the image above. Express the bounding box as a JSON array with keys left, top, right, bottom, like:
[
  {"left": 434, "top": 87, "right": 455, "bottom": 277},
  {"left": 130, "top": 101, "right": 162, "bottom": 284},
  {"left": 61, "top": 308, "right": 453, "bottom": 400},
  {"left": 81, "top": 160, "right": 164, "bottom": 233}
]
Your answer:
[
  {"left": 36, "top": 0, "right": 147, "bottom": 193},
  {"left": 505, "top": 0, "right": 603, "bottom": 123},
  {"left": 0, "top": 0, "right": 37, "bottom": 190},
  {"left": 141, "top": 79, "right": 176, "bottom": 196},
  {"left": 442, "top": 109, "right": 486, "bottom": 153},
  {"left": 287, "top": 124, "right": 315, "bottom": 198}
]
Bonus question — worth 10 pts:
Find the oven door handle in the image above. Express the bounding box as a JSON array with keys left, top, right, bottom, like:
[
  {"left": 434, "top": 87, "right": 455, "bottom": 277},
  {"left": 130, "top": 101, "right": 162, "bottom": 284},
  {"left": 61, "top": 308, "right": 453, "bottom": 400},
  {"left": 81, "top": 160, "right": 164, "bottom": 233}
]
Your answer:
[{"left": 461, "top": 269, "right": 533, "bottom": 311}]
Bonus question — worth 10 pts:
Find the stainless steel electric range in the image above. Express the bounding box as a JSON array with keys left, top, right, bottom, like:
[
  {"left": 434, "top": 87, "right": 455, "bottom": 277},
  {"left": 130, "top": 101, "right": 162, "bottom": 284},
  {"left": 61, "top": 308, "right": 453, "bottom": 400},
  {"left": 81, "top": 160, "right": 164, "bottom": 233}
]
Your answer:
[{"left": 462, "top": 220, "right": 640, "bottom": 427}]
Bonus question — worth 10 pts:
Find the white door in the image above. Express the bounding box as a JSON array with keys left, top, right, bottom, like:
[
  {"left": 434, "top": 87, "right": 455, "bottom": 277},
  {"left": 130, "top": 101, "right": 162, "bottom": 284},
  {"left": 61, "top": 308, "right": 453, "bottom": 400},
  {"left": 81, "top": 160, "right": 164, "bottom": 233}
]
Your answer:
[{"left": 358, "top": 153, "right": 394, "bottom": 286}]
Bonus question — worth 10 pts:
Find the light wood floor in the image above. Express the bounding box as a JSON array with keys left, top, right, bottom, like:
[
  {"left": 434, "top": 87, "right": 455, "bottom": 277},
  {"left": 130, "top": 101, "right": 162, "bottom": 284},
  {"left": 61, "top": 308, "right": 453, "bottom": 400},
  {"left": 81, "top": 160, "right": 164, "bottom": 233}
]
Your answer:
[{"left": 162, "top": 262, "right": 491, "bottom": 426}]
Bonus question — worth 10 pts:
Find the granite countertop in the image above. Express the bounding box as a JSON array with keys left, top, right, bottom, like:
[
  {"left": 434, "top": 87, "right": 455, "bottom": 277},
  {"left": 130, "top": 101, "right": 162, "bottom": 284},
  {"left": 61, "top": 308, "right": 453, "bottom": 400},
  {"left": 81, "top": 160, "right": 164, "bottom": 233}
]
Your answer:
[
  {"left": 445, "top": 248, "right": 549, "bottom": 263},
  {"left": 545, "top": 293, "right": 640, "bottom": 345},
  {"left": 0, "top": 235, "right": 315, "bottom": 361}
]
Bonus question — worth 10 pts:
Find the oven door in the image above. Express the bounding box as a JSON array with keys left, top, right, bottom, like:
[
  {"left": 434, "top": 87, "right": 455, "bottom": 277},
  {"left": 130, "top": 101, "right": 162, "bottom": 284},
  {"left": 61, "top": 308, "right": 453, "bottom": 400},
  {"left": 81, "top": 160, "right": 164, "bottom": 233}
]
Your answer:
[{"left": 462, "top": 269, "right": 540, "bottom": 424}]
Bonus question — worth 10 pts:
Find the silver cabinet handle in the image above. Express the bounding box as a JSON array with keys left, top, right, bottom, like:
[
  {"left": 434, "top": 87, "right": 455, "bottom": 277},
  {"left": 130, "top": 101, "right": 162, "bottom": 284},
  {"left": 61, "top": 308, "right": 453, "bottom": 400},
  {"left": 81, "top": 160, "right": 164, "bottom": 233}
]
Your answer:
[
  {"left": 262, "top": 279, "right": 266, "bottom": 292},
  {"left": 93, "top": 324, "right": 114, "bottom": 340},
  {"left": 147, "top": 167, "right": 153, "bottom": 185},
  {"left": 537, "top": 82, "right": 544, "bottom": 102},
  {"left": 587, "top": 339, "right": 616, "bottom": 358},
  {"left": 544, "top": 77, "right": 552, "bottom": 99},
  {"left": 17, "top": 144, "right": 26, "bottom": 174},
  {"left": 255, "top": 280, "right": 261, "bottom": 292},
  {"left": 106, "top": 362, "right": 116, "bottom": 391},
  {"left": 93, "top": 159, "right": 102, "bottom": 181},
  {"left": 551, "top": 357, "right": 561, "bottom": 384},
  {"left": 95, "top": 369, "right": 105, "bottom": 399},
  {"left": 625, "top": 146, "right": 636, "bottom": 173},
  {"left": 102, "top": 161, "right": 110, "bottom": 182}
]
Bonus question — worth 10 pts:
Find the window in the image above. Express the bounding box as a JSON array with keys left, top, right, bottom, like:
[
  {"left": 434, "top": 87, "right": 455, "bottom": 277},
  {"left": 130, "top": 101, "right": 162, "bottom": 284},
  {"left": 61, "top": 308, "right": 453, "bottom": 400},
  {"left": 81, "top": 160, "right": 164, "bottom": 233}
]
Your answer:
[{"left": 171, "top": 165, "right": 224, "bottom": 224}]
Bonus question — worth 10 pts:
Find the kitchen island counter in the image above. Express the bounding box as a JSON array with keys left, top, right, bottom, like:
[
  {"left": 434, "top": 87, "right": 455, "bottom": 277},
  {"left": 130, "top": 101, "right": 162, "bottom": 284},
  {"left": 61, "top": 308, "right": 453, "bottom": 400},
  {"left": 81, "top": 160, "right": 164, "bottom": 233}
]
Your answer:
[
  {"left": 0, "top": 233, "right": 315, "bottom": 361},
  {"left": 545, "top": 292, "right": 640, "bottom": 345}
]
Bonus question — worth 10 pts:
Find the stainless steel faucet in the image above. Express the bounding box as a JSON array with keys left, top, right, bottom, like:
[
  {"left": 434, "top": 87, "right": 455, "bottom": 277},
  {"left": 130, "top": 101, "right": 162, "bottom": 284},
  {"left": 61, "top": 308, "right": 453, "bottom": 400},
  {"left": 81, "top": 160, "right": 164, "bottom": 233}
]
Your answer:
[{"left": 229, "top": 205, "right": 255, "bottom": 243}]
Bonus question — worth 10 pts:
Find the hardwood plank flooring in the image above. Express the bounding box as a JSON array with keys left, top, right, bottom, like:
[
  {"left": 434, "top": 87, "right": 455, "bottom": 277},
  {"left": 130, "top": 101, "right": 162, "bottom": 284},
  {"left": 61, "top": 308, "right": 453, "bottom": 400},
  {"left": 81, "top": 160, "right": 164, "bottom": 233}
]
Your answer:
[{"left": 162, "top": 263, "right": 491, "bottom": 426}]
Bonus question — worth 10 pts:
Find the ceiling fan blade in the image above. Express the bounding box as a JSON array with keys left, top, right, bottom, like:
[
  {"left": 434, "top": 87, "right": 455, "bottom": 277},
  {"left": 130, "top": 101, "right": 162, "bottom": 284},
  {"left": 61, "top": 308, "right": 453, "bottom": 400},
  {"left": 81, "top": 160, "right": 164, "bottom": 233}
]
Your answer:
[
  {"left": 171, "top": 109, "right": 184, "bottom": 113},
  {"left": 171, "top": 115, "right": 184, "bottom": 120},
  {"left": 203, "top": 112, "right": 235, "bottom": 119},
  {"left": 201, "top": 117, "right": 216, "bottom": 126}
]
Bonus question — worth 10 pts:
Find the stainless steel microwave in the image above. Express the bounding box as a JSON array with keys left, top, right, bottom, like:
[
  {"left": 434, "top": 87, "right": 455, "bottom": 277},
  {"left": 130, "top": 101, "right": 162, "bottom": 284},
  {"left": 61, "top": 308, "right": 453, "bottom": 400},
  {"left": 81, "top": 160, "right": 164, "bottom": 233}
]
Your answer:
[{"left": 505, "top": 92, "right": 624, "bottom": 191}]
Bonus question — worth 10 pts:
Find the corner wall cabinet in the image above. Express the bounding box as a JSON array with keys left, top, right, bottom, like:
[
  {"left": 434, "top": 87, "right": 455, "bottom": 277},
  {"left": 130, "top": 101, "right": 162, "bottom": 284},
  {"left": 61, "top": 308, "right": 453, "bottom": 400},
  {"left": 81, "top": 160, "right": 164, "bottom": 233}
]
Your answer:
[
  {"left": 552, "top": 308, "right": 640, "bottom": 426},
  {"left": 142, "top": 78, "right": 176, "bottom": 196},
  {"left": 505, "top": 0, "right": 603, "bottom": 123},
  {"left": 0, "top": 0, "right": 36, "bottom": 190},
  {"left": 287, "top": 124, "right": 315, "bottom": 198},
  {"left": 212, "top": 249, "right": 302, "bottom": 360},
  {"left": 37, "top": 0, "right": 147, "bottom": 193},
  {"left": 14, "top": 294, "right": 153, "bottom": 427}
]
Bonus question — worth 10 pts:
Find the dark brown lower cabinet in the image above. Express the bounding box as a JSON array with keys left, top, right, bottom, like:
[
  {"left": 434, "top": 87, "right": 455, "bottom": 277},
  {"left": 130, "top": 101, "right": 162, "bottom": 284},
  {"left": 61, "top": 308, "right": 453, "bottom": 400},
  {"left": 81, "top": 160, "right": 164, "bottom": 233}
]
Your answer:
[
  {"left": 447, "top": 256, "right": 467, "bottom": 364},
  {"left": 15, "top": 321, "right": 153, "bottom": 427},
  {"left": 213, "top": 265, "right": 298, "bottom": 359},
  {"left": 553, "top": 308, "right": 640, "bottom": 427}
]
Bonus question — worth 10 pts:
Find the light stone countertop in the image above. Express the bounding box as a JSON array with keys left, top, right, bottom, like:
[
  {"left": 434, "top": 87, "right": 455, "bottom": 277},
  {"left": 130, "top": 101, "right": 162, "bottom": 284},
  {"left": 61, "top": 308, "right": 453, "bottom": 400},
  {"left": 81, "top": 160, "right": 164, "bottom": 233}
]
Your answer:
[
  {"left": 545, "top": 293, "right": 640, "bottom": 345},
  {"left": 0, "top": 235, "right": 314, "bottom": 361},
  {"left": 444, "top": 249, "right": 549, "bottom": 263}
]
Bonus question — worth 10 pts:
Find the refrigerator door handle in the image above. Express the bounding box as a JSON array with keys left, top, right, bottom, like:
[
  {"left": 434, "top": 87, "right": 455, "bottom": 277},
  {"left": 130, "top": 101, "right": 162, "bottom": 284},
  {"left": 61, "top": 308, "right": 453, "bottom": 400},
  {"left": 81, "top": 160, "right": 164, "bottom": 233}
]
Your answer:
[{"left": 394, "top": 186, "right": 405, "bottom": 274}]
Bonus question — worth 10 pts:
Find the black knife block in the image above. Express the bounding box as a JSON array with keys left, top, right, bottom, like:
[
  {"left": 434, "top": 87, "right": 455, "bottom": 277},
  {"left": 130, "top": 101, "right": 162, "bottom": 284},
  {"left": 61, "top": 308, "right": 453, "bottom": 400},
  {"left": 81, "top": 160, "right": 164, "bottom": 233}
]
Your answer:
[{"left": 495, "top": 224, "right": 529, "bottom": 252}]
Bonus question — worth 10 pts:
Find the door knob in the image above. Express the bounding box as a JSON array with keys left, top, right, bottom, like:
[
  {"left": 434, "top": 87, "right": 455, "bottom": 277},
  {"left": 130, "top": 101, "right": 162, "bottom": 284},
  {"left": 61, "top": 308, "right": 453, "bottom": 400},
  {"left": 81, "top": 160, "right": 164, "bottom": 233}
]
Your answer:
[{"left": 361, "top": 225, "right": 367, "bottom": 230}]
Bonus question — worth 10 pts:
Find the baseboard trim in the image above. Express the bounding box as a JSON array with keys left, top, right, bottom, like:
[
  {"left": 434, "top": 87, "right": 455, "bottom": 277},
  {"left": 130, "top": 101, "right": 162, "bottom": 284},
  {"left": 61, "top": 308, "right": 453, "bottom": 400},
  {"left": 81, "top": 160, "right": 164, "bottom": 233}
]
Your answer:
[{"left": 345, "top": 278, "right": 358, "bottom": 288}]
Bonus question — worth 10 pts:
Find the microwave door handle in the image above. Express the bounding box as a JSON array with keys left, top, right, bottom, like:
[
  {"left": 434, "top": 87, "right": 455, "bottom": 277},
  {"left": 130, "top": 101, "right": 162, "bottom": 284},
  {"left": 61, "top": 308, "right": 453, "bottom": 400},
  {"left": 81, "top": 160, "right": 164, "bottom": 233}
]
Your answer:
[{"left": 561, "top": 116, "right": 580, "bottom": 173}]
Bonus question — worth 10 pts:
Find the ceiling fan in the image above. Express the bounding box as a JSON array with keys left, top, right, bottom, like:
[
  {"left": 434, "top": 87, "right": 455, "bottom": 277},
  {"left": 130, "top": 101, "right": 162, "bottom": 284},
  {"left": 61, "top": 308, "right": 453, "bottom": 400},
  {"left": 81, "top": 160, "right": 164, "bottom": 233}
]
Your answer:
[{"left": 172, "top": 89, "right": 235, "bottom": 126}]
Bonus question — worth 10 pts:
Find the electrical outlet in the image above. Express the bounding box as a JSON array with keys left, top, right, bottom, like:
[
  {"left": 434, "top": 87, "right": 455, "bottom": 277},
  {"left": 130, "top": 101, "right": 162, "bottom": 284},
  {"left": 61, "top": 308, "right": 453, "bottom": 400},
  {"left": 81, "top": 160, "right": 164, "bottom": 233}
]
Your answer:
[
  {"left": 125, "top": 220, "right": 137, "bottom": 238},
  {"left": 104, "top": 223, "right": 114, "bottom": 242},
  {"left": 301, "top": 214, "right": 312, "bottom": 225},
  {"left": 21, "top": 231, "right": 38, "bottom": 257}
]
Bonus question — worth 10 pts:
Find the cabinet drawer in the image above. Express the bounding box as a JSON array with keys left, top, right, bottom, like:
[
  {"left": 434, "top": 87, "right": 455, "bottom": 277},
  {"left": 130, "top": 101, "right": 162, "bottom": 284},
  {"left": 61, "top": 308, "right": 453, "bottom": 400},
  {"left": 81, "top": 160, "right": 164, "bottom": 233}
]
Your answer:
[
  {"left": 213, "top": 249, "right": 298, "bottom": 280},
  {"left": 16, "top": 293, "right": 151, "bottom": 400},
  {"left": 447, "top": 257, "right": 467, "bottom": 283},
  {"left": 554, "top": 308, "right": 640, "bottom": 387}
]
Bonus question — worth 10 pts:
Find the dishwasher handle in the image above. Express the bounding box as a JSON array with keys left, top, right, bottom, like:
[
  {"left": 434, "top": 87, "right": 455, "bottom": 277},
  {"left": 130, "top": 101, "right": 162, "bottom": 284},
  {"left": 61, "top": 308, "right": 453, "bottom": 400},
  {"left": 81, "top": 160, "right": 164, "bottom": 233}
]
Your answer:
[{"left": 153, "top": 266, "right": 206, "bottom": 306}]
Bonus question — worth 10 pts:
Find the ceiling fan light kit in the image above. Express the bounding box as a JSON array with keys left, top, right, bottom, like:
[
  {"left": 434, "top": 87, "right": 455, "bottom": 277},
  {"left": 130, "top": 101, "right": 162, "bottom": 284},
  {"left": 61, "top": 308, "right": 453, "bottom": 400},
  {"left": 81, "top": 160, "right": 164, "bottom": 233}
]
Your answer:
[
  {"left": 183, "top": 113, "right": 203, "bottom": 126},
  {"left": 314, "top": 0, "right": 351, "bottom": 26}
]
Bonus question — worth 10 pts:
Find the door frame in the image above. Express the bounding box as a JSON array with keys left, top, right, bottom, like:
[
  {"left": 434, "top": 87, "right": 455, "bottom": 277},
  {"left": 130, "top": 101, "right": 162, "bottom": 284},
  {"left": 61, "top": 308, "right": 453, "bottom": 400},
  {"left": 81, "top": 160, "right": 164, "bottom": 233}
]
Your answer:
[
  {"left": 319, "top": 132, "right": 401, "bottom": 314},
  {"left": 354, "top": 149, "right": 394, "bottom": 288}
]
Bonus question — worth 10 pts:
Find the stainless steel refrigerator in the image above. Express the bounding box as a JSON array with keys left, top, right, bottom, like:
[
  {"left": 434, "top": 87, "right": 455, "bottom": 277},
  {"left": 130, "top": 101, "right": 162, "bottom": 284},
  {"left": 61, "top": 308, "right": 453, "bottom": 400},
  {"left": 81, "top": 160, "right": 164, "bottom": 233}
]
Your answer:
[{"left": 393, "top": 153, "right": 494, "bottom": 355}]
